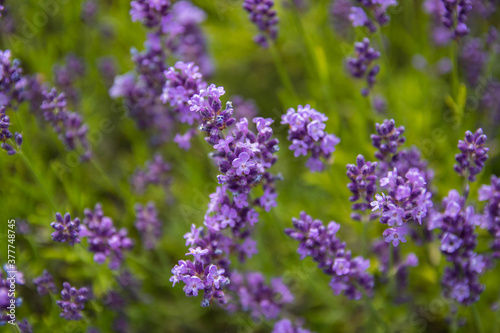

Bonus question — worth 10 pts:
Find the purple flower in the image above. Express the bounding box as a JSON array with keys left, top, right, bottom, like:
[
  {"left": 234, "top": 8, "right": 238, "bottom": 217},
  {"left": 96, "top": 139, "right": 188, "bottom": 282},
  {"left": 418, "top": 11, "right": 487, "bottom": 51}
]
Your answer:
[
  {"left": 346, "top": 155, "right": 378, "bottom": 217},
  {"left": 272, "top": 319, "right": 313, "bottom": 333},
  {"left": 454, "top": 128, "right": 489, "bottom": 182},
  {"left": 217, "top": 204, "right": 238, "bottom": 229},
  {"left": 232, "top": 152, "right": 256, "bottom": 176},
  {"left": 479, "top": 175, "right": 500, "bottom": 258},
  {"left": 134, "top": 202, "right": 162, "bottom": 250},
  {"left": 348, "top": 7, "right": 368, "bottom": 27},
  {"left": 182, "top": 276, "right": 204, "bottom": 297},
  {"left": 260, "top": 188, "right": 277, "bottom": 212},
  {"left": 33, "top": 270, "right": 57, "bottom": 296},
  {"left": 50, "top": 213, "right": 81, "bottom": 246},
  {"left": 56, "top": 282, "right": 88, "bottom": 321},
  {"left": 131, "top": 153, "right": 171, "bottom": 194},
  {"left": 383, "top": 227, "right": 407, "bottom": 247},
  {"left": 347, "top": 38, "right": 381, "bottom": 96},
  {"left": 242, "top": 0, "right": 279, "bottom": 48}
]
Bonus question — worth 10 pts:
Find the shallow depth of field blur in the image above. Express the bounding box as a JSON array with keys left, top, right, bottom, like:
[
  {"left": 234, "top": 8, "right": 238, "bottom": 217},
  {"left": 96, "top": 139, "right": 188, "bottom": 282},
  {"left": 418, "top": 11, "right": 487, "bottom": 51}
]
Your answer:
[{"left": 1, "top": 0, "right": 500, "bottom": 332}]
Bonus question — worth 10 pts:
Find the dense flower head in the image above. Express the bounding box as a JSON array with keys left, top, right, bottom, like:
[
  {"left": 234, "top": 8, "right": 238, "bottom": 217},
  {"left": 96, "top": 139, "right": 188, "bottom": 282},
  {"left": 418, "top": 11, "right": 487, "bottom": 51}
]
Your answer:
[
  {"left": 40, "top": 88, "right": 91, "bottom": 160},
  {"left": 285, "top": 212, "right": 374, "bottom": 300},
  {"left": 440, "top": 0, "right": 472, "bottom": 38},
  {"left": 53, "top": 54, "right": 85, "bottom": 105},
  {"left": 281, "top": 105, "right": 340, "bottom": 172},
  {"left": 272, "top": 319, "right": 313, "bottom": 333},
  {"left": 478, "top": 175, "right": 500, "bottom": 258},
  {"left": 371, "top": 119, "right": 406, "bottom": 162},
  {"left": 349, "top": 0, "right": 398, "bottom": 33},
  {"left": 346, "top": 154, "right": 378, "bottom": 219},
  {"left": 131, "top": 153, "right": 172, "bottom": 194},
  {"left": 430, "top": 190, "right": 485, "bottom": 305},
  {"left": 56, "top": 282, "right": 89, "bottom": 320},
  {"left": 228, "top": 272, "right": 294, "bottom": 320},
  {"left": 33, "top": 270, "right": 57, "bottom": 296},
  {"left": 0, "top": 265, "right": 25, "bottom": 325},
  {"left": 130, "top": 0, "right": 170, "bottom": 28},
  {"left": 454, "top": 128, "right": 489, "bottom": 182},
  {"left": 242, "top": 0, "right": 279, "bottom": 48},
  {"left": 0, "top": 49, "right": 26, "bottom": 109},
  {"left": 134, "top": 202, "right": 162, "bottom": 250},
  {"left": 346, "top": 38, "right": 381, "bottom": 96},
  {"left": 0, "top": 106, "right": 19, "bottom": 155},
  {"left": 371, "top": 167, "right": 433, "bottom": 246},
  {"left": 81, "top": 204, "right": 134, "bottom": 269},
  {"left": 50, "top": 212, "right": 81, "bottom": 246},
  {"left": 170, "top": 249, "right": 230, "bottom": 307}
]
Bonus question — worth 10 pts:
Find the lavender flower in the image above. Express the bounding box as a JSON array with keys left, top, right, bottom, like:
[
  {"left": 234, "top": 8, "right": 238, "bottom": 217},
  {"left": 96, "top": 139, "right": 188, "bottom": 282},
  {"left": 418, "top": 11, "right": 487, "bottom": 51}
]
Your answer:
[
  {"left": 285, "top": 212, "right": 374, "bottom": 300},
  {"left": 228, "top": 272, "right": 294, "bottom": 320},
  {"left": 273, "top": 319, "right": 313, "bottom": 333},
  {"left": 134, "top": 202, "right": 162, "bottom": 250},
  {"left": 0, "top": 49, "right": 26, "bottom": 110},
  {"left": 440, "top": 0, "right": 472, "bottom": 38},
  {"left": 460, "top": 38, "right": 488, "bottom": 87},
  {"left": 0, "top": 106, "right": 15, "bottom": 155},
  {"left": 50, "top": 212, "right": 81, "bottom": 246},
  {"left": 243, "top": 0, "right": 279, "bottom": 48},
  {"left": 370, "top": 119, "right": 405, "bottom": 165},
  {"left": 170, "top": 250, "right": 229, "bottom": 307},
  {"left": 17, "top": 319, "right": 32, "bottom": 333},
  {"left": 347, "top": 38, "right": 381, "bottom": 96},
  {"left": 81, "top": 0, "right": 98, "bottom": 23},
  {"left": 478, "top": 175, "right": 500, "bottom": 258},
  {"left": 454, "top": 128, "right": 489, "bottom": 182},
  {"left": 81, "top": 204, "right": 134, "bottom": 269},
  {"left": 346, "top": 155, "right": 378, "bottom": 220},
  {"left": 33, "top": 270, "right": 57, "bottom": 296},
  {"left": 281, "top": 105, "right": 340, "bottom": 172},
  {"left": 431, "top": 190, "right": 485, "bottom": 305},
  {"left": 130, "top": 0, "right": 170, "bottom": 28},
  {"left": 56, "top": 282, "right": 89, "bottom": 320},
  {"left": 53, "top": 54, "right": 85, "bottom": 105},
  {"left": 0, "top": 264, "right": 24, "bottom": 325},
  {"left": 131, "top": 153, "right": 171, "bottom": 194}
]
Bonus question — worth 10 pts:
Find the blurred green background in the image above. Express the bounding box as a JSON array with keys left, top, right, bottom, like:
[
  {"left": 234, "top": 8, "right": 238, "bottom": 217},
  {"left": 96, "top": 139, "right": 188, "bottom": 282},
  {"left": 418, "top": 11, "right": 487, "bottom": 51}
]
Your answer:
[{"left": 1, "top": 0, "right": 500, "bottom": 332}]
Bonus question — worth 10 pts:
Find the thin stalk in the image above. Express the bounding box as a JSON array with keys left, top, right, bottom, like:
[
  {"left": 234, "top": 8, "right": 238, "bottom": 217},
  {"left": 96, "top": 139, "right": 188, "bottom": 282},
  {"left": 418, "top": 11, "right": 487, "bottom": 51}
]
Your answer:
[
  {"left": 269, "top": 43, "right": 298, "bottom": 99},
  {"left": 451, "top": 41, "right": 459, "bottom": 98},
  {"left": 451, "top": 307, "right": 458, "bottom": 333},
  {"left": 494, "top": 291, "right": 500, "bottom": 333},
  {"left": 472, "top": 304, "right": 484, "bottom": 333},
  {"left": 18, "top": 151, "right": 57, "bottom": 212},
  {"left": 13, "top": 323, "right": 21, "bottom": 333},
  {"left": 363, "top": 293, "right": 390, "bottom": 332}
]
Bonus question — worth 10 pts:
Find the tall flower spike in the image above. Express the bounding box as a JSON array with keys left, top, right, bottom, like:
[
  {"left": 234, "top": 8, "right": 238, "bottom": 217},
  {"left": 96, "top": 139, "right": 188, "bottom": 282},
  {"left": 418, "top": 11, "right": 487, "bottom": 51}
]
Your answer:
[
  {"left": 281, "top": 105, "right": 340, "bottom": 172},
  {"left": 33, "top": 270, "right": 57, "bottom": 296},
  {"left": 347, "top": 38, "right": 381, "bottom": 96},
  {"left": 370, "top": 119, "right": 405, "bottom": 164},
  {"left": 285, "top": 212, "right": 374, "bottom": 300},
  {"left": 134, "top": 202, "right": 162, "bottom": 250},
  {"left": 50, "top": 212, "right": 81, "bottom": 246},
  {"left": 346, "top": 154, "right": 378, "bottom": 220},
  {"left": 243, "top": 0, "right": 279, "bottom": 48},
  {"left": 454, "top": 128, "right": 489, "bottom": 182},
  {"left": 440, "top": 0, "right": 472, "bottom": 38},
  {"left": 56, "top": 282, "right": 89, "bottom": 320}
]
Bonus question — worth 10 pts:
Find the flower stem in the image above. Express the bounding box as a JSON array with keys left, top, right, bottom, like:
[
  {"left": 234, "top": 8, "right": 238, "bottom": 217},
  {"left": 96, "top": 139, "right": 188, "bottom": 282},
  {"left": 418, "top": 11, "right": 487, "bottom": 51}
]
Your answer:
[
  {"left": 451, "top": 41, "right": 459, "bottom": 97},
  {"left": 269, "top": 43, "right": 298, "bottom": 100},
  {"left": 363, "top": 294, "right": 390, "bottom": 332},
  {"left": 472, "top": 304, "right": 484, "bottom": 333},
  {"left": 18, "top": 151, "right": 57, "bottom": 212}
]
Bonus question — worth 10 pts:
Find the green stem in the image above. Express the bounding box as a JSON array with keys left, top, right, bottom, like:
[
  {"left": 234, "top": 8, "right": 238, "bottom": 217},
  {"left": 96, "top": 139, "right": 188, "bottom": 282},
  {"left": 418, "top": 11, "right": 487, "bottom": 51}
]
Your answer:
[
  {"left": 13, "top": 323, "right": 21, "bottom": 333},
  {"left": 472, "top": 304, "right": 484, "bottom": 333},
  {"left": 451, "top": 307, "right": 458, "bottom": 333},
  {"left": 269, "top": 43, "right": 298, "bottom": 99},
  {"left": 451, "top": 41, "right": 459, "bottom": 97},
  {"left": 18, "top": 151, "right": 57, "bottom": 212},
  {"left": 364, "top": 294, "right": 389, "bottom": 332},
  {"left": 388, "top": 244, "right": 395, "bottom": 300}
]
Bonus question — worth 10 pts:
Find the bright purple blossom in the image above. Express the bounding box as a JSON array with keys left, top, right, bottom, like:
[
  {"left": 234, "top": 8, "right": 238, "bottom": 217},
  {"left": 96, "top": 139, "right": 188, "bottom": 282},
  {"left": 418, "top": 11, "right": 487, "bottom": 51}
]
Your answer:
[
  {"left": 347, "top": 38, "right": 381, "bottom": 96},
  {"left": 243, "top": 0, "right": 279, "bottom": 48},
  {"left": 454, "top": 128, "right": 489, "bottom": 182},
  {"left": 56, "top": 282, "right": 89, "bottom": 320},
  {"left": 346, "top": 154, "right": 378, "bottom": 219},
  {"left": 50, "top": 213, "right": 81, "bottom": 246}
]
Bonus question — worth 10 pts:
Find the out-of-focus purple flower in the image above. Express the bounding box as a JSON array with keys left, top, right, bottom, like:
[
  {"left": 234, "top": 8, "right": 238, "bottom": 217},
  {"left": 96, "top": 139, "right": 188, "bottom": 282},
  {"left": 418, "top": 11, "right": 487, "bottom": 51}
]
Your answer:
[
  {"left": 135, "top": 202, "right": 162, "bottom": 250},
  {"left": 454, "top": 128, "right": 489, "bottom": 182},
  {"left": 33, "top": 270, "right": 57, "bottom": 296},
  {"left": 281, "top": 105, "right": 340, "bottom": 172},
  {"left": 272, "top": 319, "right": 313, "bottom": 333},
  {"left": 130, "top": 0, "right": 170, "bottom": 28},
  {"left": 285, "top": 212, "right": 374, "bottom": 300},
  {"left": 440, "top": 0, "right": 472, "bottom": 39},
  {"left": 243, "top": 0, "right": 279, "bottom": 48},
  {"left": 17, "top": 319, "right": 32, "bottom": 333},
  {"left": 349, "top": 0, "right": 397, "bottom": 31},
  {"left": 53, "top": 54, "right": 85, "bottom": 105},
  {"left": 479, "top": 175, "right": 500, "bottom": 258},
  {"left": 81, "top": 204, "right": 134, "bottom": 269},
  {"left": 56, "top": 282, "right": 89, "bottom": 320},
  {"left": 131, "top": 153, "right": 172, "bottom": 194},
  {"left": 347, "top": 38, "right": 380, "bottom": 96},
  {"left": 50, "top": 212, "right": 81, "bottom": 246},
  {"left": 460, "top": 38, "right": 488, "bottom": 87},
  {"left": 81, "top": 0, "right": 98, "bottom": 23}
]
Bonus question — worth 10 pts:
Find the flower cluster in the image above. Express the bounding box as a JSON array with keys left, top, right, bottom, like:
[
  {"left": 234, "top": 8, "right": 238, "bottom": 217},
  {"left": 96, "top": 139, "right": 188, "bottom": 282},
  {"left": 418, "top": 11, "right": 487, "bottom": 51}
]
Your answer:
[
  {"left": 281, "top": 105, "right": 340, "bottom": 172},
  {"left": 370, "top": 118, "right": 405, "bottom": 170},
  {"left": 130, "top": 0, "right": 170, "bottom": 28},
  {"left": 50, "top": 212, "right": 81, "bottom": 246},
  {"left": 371, "top": 167, "right": 433, "bottom": 246},
  {"left": 0, "top": 265, "right": 25, "bottom": 325},
  {"left": 81, "top": 204, "right": 134, "bottom": 269},
  {"left": 0, "top": 49, "right": 26, "bottom": 110},
  {"left": 440, "top": 0, "right": 472, "bottom": 38},
  {"left": 454, "top": 128, "right": 489, "bottom": 182},
  {"left": 131, "top": 153, "right": 171, "bottom": 194},
  {"left": 56, "top": 282, "right": 89, "bottom": 320},
  {"left": 40, "top": 88, "right": 91, "bottom": 160},
  {"left": 228, "top": 272, "right": 294, "bottom": 320},
  {"left": 347, "top": 38, "right": 381, "bottom": 96},
  {"left": 0, "top": 106, "right": 22, "bottom": 155},
  {"left": 170, "top": 248, "right": 229, "bottom": 307},
  {"left": 134, "top": 202, "right": 162, "bottom": 250},
  {"left": 346, "top": 154, "right": 378, "bottom": 220},
  {"left": 285, "top": 212, "right": 374, "bottom": 300},
  {"left": 242, "top": 0, "right": 279, "bottom": 48},
  {"left": 479, "top": 175, "right": 500, "bottom": 258},
  {"left": 430, "top": 190, "right": 485, "bottom": 304},
  {"left": 348, "top": 0, "right": 398, "bottom": 32},
  {"left": 33, "top": 270, "right": 57, "bottom": 296},
  {"left": 272, "top": 319, "right": 313, "bottom": 333}
]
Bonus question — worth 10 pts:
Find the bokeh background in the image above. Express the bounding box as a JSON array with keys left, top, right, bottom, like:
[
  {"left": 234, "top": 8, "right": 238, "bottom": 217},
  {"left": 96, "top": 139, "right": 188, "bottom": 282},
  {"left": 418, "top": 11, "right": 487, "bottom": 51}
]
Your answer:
[{"left": 1, "top": 0, "right": 500, "bottom": 332}]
